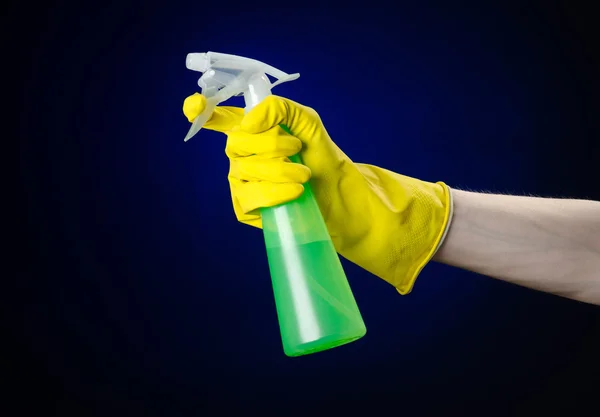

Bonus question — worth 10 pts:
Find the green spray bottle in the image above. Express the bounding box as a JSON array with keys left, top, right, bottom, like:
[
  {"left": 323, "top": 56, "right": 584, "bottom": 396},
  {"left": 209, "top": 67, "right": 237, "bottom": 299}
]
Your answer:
[{"left": 183, "top": 52, "right": 366, "bottom": 357}]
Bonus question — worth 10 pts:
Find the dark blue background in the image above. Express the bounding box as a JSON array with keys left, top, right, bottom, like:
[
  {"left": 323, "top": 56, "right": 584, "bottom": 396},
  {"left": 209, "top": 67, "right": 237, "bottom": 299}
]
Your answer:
[{"left": 13, "top": 1, "right": 600, "bottom": 416}]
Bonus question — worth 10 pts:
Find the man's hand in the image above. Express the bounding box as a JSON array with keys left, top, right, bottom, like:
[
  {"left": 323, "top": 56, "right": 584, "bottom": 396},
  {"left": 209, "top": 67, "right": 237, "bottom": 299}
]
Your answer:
[
  {"left": 183, "top": 93, "right": 600, "bottom": 305},
  {"left": 183, "top": 93, "right": 453, "bottom": 295}
]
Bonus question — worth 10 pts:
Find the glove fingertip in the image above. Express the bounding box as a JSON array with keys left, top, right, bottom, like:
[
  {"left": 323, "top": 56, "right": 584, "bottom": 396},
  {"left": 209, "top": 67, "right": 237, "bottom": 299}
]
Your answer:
[
  {"left": 300, "top": 165, "right": 312, "bottom": 184},
  {"left": 183, "top": 93, "right": 206, "bottom": 123},
  {"left": 182, "top": 92, "right": 205, "bottom": 122},
  {"left": 289, "top": 182, "right": 306, "bottom": 200}
]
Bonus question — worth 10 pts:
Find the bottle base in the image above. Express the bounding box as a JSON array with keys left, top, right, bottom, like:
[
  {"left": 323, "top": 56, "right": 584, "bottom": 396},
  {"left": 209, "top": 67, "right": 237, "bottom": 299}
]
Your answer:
[{"left": 284, "top": 329, "right": 366, "bottom": 357}]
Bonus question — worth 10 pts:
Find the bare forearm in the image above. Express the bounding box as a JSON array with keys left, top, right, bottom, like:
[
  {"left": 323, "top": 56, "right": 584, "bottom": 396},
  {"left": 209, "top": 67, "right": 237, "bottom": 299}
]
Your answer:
[{"left": 433, "top": 189, "right": 600, "bottom": 305}]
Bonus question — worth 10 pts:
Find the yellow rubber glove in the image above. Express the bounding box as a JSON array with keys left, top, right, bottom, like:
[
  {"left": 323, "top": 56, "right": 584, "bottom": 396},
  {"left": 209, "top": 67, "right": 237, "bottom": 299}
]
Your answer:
[{"left": 183, "top": 93, "right": 453, "bottom": 294}]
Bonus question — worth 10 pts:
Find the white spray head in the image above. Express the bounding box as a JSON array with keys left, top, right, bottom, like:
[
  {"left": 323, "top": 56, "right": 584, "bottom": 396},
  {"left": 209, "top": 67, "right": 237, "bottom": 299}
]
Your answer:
[{"left": 183, "top": 51, "right": 300, "bottom": 142}]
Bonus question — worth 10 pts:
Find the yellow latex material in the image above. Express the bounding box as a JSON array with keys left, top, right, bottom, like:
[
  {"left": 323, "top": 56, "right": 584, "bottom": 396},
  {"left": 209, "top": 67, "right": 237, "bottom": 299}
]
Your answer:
[{"left": 182, "top": 93, "right": 453, "bottom": 294}]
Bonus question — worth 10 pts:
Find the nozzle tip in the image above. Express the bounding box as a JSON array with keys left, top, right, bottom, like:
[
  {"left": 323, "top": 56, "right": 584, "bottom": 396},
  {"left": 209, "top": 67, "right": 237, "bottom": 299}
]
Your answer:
[{"left": 186, "top": 53, "right": 209, "bottom": 72}]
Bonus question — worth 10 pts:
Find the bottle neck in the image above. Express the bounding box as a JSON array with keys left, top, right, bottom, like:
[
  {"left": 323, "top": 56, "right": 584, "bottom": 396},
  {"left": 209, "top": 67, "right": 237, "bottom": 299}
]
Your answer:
[{"left": 244, "top": 73, "right": 272, "bottom": 113}]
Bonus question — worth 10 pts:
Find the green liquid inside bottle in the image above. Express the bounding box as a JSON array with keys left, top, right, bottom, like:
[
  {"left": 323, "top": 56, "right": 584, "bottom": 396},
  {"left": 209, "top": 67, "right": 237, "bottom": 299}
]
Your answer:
[{"left": 260, "top": 125, "right": 366, "bottom": 357}]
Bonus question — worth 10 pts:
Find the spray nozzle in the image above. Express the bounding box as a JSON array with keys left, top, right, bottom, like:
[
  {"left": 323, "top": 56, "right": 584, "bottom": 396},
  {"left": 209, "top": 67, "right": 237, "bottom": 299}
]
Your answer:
[{"left": 183, "top": 52, "right": 300, "bottom": 142}]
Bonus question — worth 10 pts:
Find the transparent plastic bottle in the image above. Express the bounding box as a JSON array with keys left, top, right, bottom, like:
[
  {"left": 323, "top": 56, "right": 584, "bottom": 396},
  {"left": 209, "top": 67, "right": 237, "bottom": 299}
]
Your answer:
[{"left": 185, "top": 52, "right": 367, "bottom": 356}]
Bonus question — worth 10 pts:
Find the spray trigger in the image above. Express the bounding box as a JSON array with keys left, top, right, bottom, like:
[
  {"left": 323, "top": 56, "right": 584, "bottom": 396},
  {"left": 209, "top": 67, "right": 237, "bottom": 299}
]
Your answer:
[{"left": 183, "top": 51, "right": 299, "bottom": 142}]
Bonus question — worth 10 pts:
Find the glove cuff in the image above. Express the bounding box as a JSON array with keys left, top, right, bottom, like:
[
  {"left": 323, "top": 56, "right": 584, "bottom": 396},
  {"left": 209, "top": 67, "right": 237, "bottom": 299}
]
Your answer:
[
  {"left": 395, "top": 181, "right": 454, "bottom": 295},
  {"left": 431, "top": 182, "right": 454, "bottom": 256}
]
